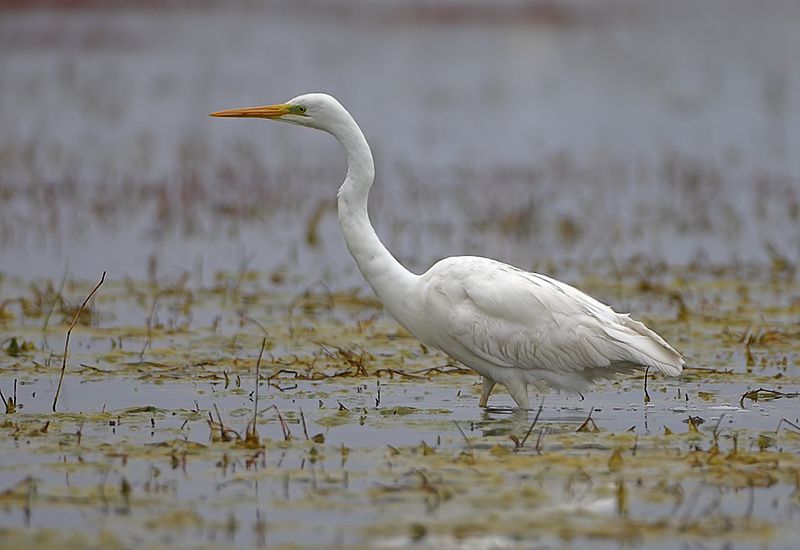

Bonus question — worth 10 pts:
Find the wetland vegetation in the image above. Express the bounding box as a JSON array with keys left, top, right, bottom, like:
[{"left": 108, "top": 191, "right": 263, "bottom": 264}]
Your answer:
[{"left": 1, "top": 260, "right": 798, "bottom": 549}]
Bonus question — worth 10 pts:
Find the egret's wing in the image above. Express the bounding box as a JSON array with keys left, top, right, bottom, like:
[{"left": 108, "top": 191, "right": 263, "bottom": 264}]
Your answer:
[{"left": 423, "top": 258, "right": 682, "bottom": 388}]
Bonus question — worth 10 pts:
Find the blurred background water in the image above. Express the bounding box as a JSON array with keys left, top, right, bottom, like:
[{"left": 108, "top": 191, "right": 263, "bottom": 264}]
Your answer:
[{"left": 1, "top": 0, "right": 798, "bottom": 285}]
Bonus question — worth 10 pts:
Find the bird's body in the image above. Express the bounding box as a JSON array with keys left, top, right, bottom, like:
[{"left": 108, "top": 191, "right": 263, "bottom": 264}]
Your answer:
[
  {"left": 212, "top": 93, "right": 683, "bottom": 409},
  {"left": 415, "top": 257, "right": 682, "bottom": 408}
]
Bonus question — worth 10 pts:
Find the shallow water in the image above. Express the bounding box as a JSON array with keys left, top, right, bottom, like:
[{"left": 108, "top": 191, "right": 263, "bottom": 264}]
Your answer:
[{"left": 1, "top": 263, "right": 799, "bottom": 548}]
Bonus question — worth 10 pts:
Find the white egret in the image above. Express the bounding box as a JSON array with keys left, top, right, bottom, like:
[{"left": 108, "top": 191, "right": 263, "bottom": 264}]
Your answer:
[{"left": 211, "top": 93, "right": 683, "bottom": 409}]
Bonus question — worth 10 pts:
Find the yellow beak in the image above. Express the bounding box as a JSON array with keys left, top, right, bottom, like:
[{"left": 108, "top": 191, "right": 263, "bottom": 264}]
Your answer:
[{"left": 209, "top": 103, "right": 292, "bottom": 119}]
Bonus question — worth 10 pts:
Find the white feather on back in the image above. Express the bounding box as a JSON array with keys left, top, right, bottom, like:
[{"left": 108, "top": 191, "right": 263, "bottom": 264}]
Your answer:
[{"left": 419, "top": 256, "right": 683, "bottom": 391}]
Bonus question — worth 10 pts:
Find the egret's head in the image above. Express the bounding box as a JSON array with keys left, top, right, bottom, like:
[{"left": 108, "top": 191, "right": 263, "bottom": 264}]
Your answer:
[{"left": 210, "top": 93, "right": 348, "bottom": 132}]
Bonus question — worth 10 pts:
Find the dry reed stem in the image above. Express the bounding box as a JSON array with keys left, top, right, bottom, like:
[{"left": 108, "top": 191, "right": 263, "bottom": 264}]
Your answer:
[
  {"left": 52, "top": 271, "right": 106, "bottom": 412},
  {"left": 520, "top": 401, "right": 544, "bottom": 448},
  {"left": 250, "top": 337, "right": 267, "bottom": 440}
]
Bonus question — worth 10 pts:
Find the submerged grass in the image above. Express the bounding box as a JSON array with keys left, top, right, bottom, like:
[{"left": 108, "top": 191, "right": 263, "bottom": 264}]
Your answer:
[{"left": 0, "top": 263, "right": 799, "bottom": 549}]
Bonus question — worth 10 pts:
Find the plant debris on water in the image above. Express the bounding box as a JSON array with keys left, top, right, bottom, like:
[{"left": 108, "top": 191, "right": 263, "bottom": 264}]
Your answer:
[{"left": 0, "top": 261, "right": 799, "bottom": 549}]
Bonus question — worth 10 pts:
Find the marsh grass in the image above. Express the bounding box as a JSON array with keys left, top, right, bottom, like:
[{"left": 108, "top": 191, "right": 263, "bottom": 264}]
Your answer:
[{"left": 0, "top": 263, "right": 798, "bottom": 549}]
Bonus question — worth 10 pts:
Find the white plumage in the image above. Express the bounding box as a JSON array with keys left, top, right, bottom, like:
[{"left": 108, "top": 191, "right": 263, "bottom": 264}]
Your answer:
[
  {"left": 418, "top": 257, "right": 682, "bottom": 408},
  {"left": 211, "top": 93, "right": 684, "bottom": 409}
]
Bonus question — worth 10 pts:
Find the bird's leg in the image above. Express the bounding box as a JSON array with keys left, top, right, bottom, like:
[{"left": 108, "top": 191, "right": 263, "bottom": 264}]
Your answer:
[
  {"left": 478, "top": 377, "right": 496, "bottom": 408},
  {"left": 506, "top": 383, "right": 530, "bottom": 410}
]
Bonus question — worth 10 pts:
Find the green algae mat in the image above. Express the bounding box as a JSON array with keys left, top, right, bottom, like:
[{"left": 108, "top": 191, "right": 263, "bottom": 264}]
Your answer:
[{"left": 1, "top": 263, "right": 799, "bottom": 549}]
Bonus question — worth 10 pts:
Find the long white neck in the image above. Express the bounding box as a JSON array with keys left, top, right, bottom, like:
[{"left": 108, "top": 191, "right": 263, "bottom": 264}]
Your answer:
[{"left": 329, "top": 111, "right": 419, "bottom": 319}]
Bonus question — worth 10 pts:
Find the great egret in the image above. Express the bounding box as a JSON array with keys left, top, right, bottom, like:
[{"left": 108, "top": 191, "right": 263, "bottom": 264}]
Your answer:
[{"left": 211, "top": 93, "right": 684, "bottom": 409}]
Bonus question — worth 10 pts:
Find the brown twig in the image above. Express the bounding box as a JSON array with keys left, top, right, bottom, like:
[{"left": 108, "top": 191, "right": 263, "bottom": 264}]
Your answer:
[
  {"left": 374, "top": 368, "right": 423, "bottom": 379},
  {"left": 214, "top": 403, "right": 225, "bottom": 428},
  {"left": 520, "top": 400, "right": 544, "bottom": 448},
  {"left": 242, "top": 338, "right": 268, "bottom": 443},
  {"left": 208, "top": 403, "right": 241, "bottom": 442},
  {"left": 267, "top": 369, "right": 299, "bottom": 381},
  {"left": 252, "top": 337, "right": 266, "bottom": 436},
  {"left": 0, "top": 380, "right": 15, "bottom": 414},
  {"left": 576, "top": 407, "right": 599, "bottom": 432},
  {"left": 776, "top": 418, "right": 800, "bottom": 434},
  {"left": 52, "top": 271, "right": 106, "bottom": 412},
  {"left": 263, "top": 404, "right": 291, "bottom": 440},
  {"left": 453, "top": 420, "right": 472, "bottom": 449},
  {"left": 739, "top": 387, "right": 800, "bottom": 408},
  {"left": 300, "top": 409, "right": 309, "bottom": 440},
  {"left": 413, "top": 365, "right": 472, "bottom": 376}
]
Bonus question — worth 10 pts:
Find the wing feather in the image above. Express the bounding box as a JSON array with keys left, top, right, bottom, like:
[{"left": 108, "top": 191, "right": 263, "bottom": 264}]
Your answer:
[{"left": 422, "top": 257, "right": 683, "bottom": 389}]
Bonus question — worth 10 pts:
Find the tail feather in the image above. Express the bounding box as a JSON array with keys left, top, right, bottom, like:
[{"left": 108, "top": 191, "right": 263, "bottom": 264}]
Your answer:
[{"left": 603, "top": 315, "right": 684, "bottom": 376}]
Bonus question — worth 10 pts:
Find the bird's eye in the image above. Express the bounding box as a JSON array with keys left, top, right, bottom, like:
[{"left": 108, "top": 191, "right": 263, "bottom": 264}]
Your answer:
[{"left": 295, "top": 105, "right": 307, "bottom": 114}]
